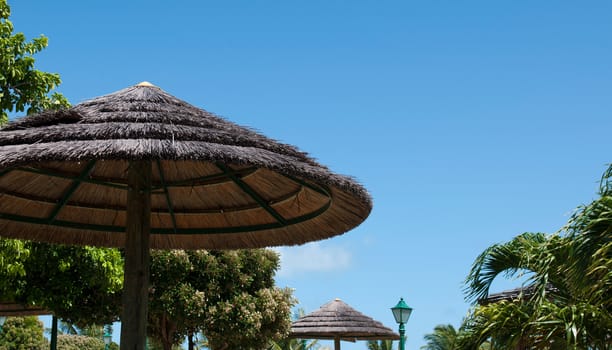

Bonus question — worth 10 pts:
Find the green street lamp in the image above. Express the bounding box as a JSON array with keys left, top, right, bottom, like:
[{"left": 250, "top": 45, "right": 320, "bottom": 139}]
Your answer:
[
  {"left": 391, "top": 298, "right": 413, "bottom": 350},
  {"left": 103, "top": 331, "right": 112, "bottom": 350}
]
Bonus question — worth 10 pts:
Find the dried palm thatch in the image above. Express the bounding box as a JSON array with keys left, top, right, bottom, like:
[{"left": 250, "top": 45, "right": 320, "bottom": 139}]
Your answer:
[
  {"left": 0, "top": 302, "right": 50, "bottom": 316},
  {"left": 0, "top": 82, "right": 372, "bottom": 249},
  {"left": 478, "top": 284, "right": 558, "bottom": 305},
  {"left": 478, "top": 286, "right": 532, "bottom": 305},
  {"left": 291, "top": 298, "right": 399, "bottom": 350}
]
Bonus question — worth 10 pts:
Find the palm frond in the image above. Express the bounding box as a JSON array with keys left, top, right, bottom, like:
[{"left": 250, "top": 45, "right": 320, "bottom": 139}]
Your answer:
[
  {"left": 421, "top": 324, "right": 457, "bottom": 350},
  {"left": 458, "top": 302, "right": 531, "bottom": 350},
  {"left": 463, "top": 232, "right": 549, "bottom": 303}
]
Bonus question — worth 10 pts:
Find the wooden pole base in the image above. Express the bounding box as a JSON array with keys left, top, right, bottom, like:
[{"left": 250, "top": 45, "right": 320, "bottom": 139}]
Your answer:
[{"left": 120, "top": 161, "right": 152, "bottom": 350}]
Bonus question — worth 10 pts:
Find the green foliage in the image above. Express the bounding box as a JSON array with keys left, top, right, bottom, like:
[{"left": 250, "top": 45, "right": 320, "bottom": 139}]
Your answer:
[
  {"left": 0, "top": 316, "right": 48, "bottom": 350},
  {"left": 0, "top": 241, "right": 124, "bottom": 327},
  {"left": 421, "top": 324, "right": 491, "bottom": 350},
  {"left": 270, "top": 338, "right": 319, "bottom": 350},
  {"left": 54, "top": 324, "right": 119, "bottom": 349},
  {"left": 56, "top": 334, "right": 103, "bottom": 350},
  {"left": 420, "top": 324, "right": 459, "bottom": 350},
  {"left": 0, "top": 245, "right": 293, "bottom": 349},
  {"left": 270, "top": 309, "right": 319, "bottom": 350},
  {"left": 0, "top": 0, "right": 69, "bottom": 123},
  {"left": 367, "top": 340, "right": 395, "bottom": 350},
  {"left": 204, "top": 287, "right": 295, "bottom": 350},
  {"left": 58, "top": 322, "right": 108, "bottom": 339},
  {"left": 0, "top": 239, "right": 29, "bottom": 301},
  {"left": 459, "top": 302, "right": 534, "bottom": 350},
  {"left": 22, "top": 243, "right": 123, "bottom": 327},
  {"left": 146, "top": 339, "right": 183, "bottom": 350},
  {"left": 148, "top": 249, "right": 296, "bottom": 350},
  {"left": 460, "top": 165, "right": 612, "bottom": 349},
  {"left": 148, "top": 250, "right": 204, "bottom": 349}
]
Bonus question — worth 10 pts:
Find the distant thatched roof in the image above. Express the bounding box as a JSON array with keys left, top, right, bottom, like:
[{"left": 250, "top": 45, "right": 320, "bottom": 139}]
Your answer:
[
  {"left": 0, "top": 302, "right": 51, "bottom": 316},
  {"left": 290, "top": 298, "right": 399, "bottom": 341},
  {"left": 0, "top": 82, "right": 372, "bottom": 249},
  {"left": 478, "top": 285, "right": 558, "bottom": 305}
]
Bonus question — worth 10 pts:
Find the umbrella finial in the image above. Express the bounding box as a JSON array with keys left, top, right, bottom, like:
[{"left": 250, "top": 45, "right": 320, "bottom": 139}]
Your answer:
[{"left": 136, "top": 81, "right": 156, "bottom": 87}]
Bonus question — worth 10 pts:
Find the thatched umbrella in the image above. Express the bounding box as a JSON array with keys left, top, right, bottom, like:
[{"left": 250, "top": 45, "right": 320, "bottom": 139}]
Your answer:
[
  {"left": 478, "top": 285, "right": 558, "bottom": 305},
  {"left": 0, "top": 82, "right": 372, "bottom": 349},
  {"left": 291, "top": 298, "right": 399, "bottom": 350},
  {"left": 0, "top": 302, "right": 50, "bottom": 317},
  {"left": 0, "top": 302, "right": 60, "bottom": 349}
]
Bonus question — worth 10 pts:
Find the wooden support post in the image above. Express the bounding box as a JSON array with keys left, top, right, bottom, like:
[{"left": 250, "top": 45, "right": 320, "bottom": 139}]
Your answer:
[{"left": 120, "top": 160, "right": 152, "bottom": 350}]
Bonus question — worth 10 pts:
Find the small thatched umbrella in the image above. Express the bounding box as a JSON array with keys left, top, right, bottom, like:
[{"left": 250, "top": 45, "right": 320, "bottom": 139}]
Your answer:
[
  {"left": 0, "top": 302, "right": 60, "bottom": 349},
  {"left": 291, "top": 298, "right": 399, "bottom": 350},
  {"left": 0, "top": 302, "right": 50, "bottom": 317},
  {"left": 0, "top": 82, "right": 372, "bottom": 349}
]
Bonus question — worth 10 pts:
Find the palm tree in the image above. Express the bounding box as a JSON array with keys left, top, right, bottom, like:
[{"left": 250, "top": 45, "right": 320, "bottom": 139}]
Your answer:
[
  {"left": 56, "top": 320, "right": 105, "bottom": 338},
  {"left": 269, "top": 338, "right": 319, "bottom": 350},
  {"left": 460, "top": 166, "right": 612, "bottom": 349},
  {"left": 269, "top": 308, "right": 319, "bottom": 350},
  {"left": 58, "top": 320, "right": 79, "bottom": 335},
  {"left": 367, "top": 339, "right": 395, "bottom": 350},
  {"left": 421, "top": 324, "right": 459, "bottom": 350}
]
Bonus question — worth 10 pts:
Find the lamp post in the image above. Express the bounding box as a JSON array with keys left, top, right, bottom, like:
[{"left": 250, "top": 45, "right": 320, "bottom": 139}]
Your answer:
[
  {"left": 103, "top": 331, "right": 112, "bottom": 350},
  {"left": 391, "top": 298, "right": 413, "bottom": 350}
]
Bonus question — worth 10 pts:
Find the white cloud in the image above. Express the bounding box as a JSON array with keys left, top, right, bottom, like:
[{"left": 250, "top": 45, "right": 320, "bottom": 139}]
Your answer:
[{"left": 274, "top": 242, "right": 352, "bottom": 278}]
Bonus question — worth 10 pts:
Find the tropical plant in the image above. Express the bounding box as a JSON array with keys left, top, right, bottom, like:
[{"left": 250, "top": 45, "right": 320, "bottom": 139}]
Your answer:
[
  {"left": 18, "top": 243, "right": 124, "bottom": 327},
  {"left": 0, "top": 316, "right": 47, "bottom": 350},
  {"left": 269, "top": 339, "right": 317, "bottom": 350},
  {"left": 269, "top": 335, "right": 319, "bottom": 350},
  {"left": 51, "top": 320, "right": 119, "bottom": 349},
  {"left": 146, "top": 339, "right": 183, "bottom": 350},
  {"left": 0, "top": 0, "right": 69, "bottom": 123},
  {"left": 148, "top": 249, "right": 296, "bottom": 350},
  {"left": 420, "top": 324, "right": 459, "bottom": 350},
  {"left": 197, "top": 273, "right": 295, "bottom": 350},
  {"left": 56, "top": 334, "right": 104, "bottom": 350},
  {"left": 58, "top": 321, "right": 79, "bottom": 336},
  {"left": 268, "top": 308, "right": 318, "bottom": 350},
  {"left": 421, "top": 323, "right": 492, "bottom": 350},
  {"left": 0, "top": 241, "right": 124, "bottom": 332},
  {"left": 460, "top": 166, "right": 612, "bottom": 349},
  {"left": 367, "top": 339, "right": 395, "bottom": 350},
  {"left": 0, "top": 239, "right": 29, "bottom": 302}
]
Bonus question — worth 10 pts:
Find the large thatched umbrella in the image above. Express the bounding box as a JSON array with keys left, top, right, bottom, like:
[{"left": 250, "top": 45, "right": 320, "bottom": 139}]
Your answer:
[
  {"left": 0, "top": 82, "right": 372, "bottom": 349},
  {"left": 291, "top": 298, "right": 399, "bottom": 350}
]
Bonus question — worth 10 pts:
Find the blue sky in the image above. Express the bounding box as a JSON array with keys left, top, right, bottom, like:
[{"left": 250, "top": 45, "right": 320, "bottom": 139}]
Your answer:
[{"left": 10, "top": 1, "right": 612, "bottom": 349}]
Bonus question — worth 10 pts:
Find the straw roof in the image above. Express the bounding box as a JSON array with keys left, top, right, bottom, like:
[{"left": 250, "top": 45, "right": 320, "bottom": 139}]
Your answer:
[
  {"left": 479, "top": 286, "right": 530, "bottom": 305},
  {"left": 478, "top": 285, "right": 558, "bottom": 305},
  {"left": 290, "top": 298, "right": 399, "bottom": 341},
  {"left": 0, "top": 83, "right": 372, "bottom": 249},
  {"left": 0, "top": 302, "right": 51, "bottom": 316}
]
